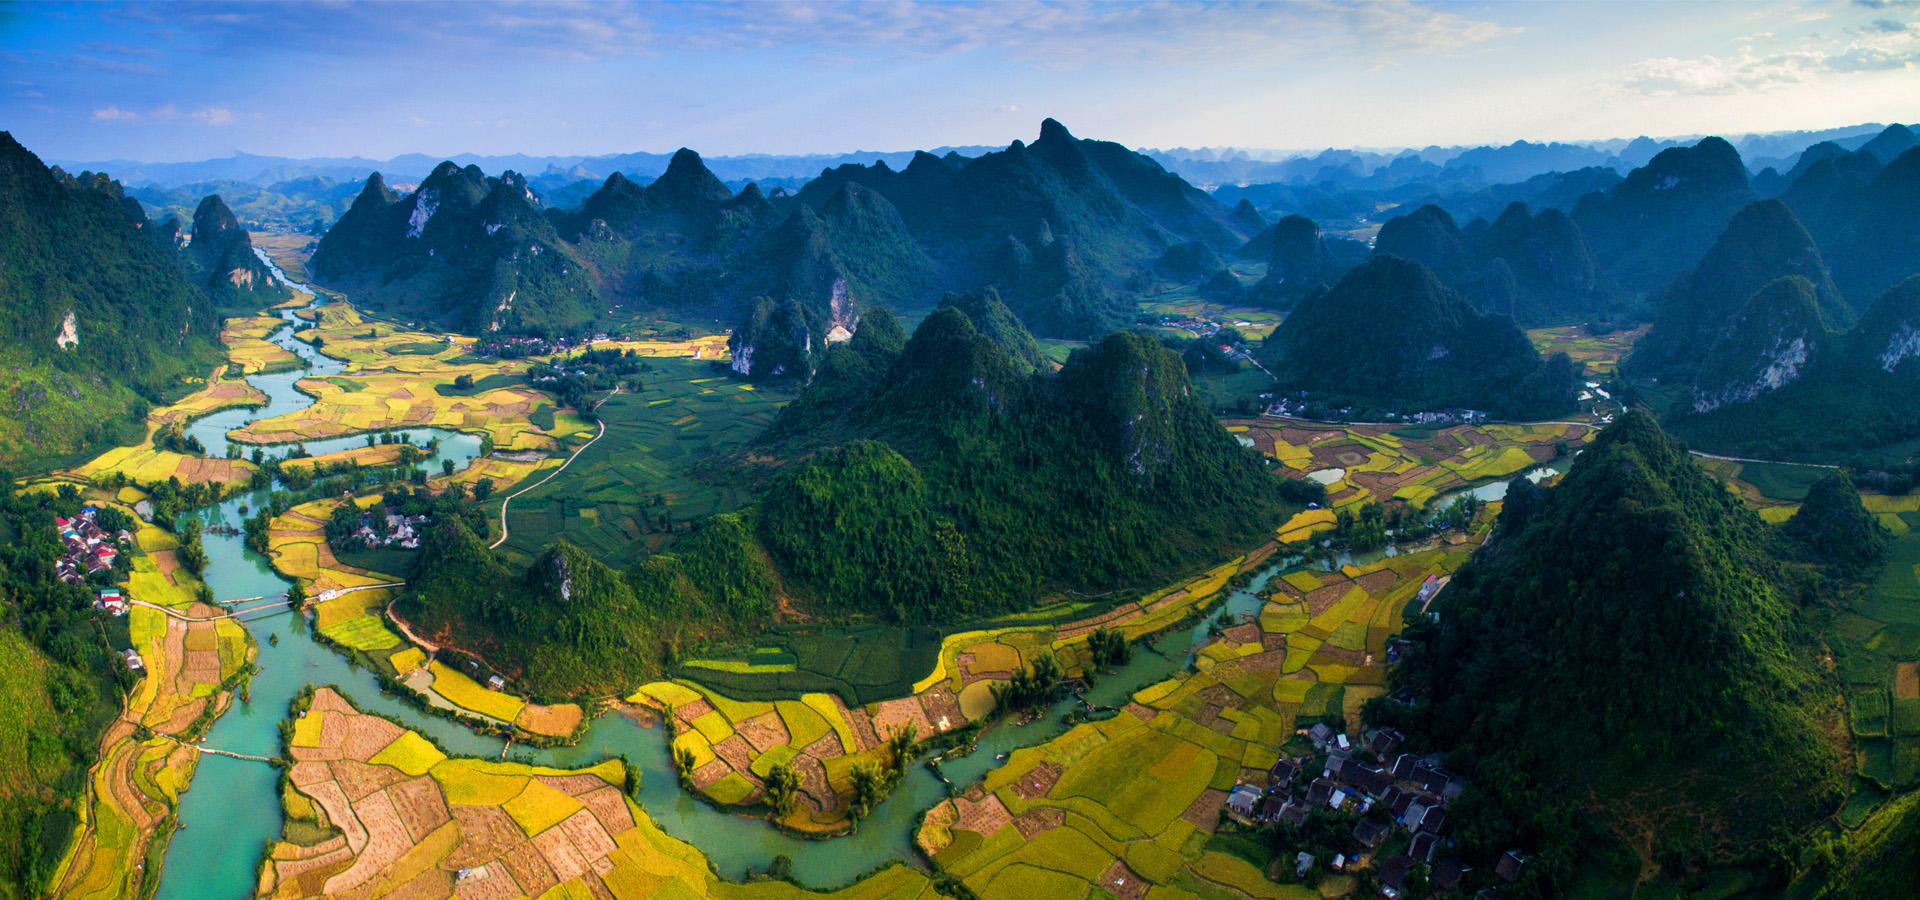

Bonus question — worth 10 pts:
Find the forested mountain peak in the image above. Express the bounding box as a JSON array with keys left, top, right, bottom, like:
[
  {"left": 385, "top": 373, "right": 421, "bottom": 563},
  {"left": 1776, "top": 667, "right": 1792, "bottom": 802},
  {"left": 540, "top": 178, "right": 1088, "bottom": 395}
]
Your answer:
[
  {"left": 185, "top": 193, "right": 288, "bottom": 308},
  {"left": 1573, "top": 136, "right": 1759, "bottom": 295},
  {"left": 1259, "top": 254, "right": 1572, "bottom": 418},
  {"left": 190, "top": 193, "right": 242, "bottom": 239},
  {"left": 646, "top": 147, "right": 733, "bottom": 214},
  {"left": 1631, "top": 198, "right": 1845, "bottom": 381},
  {"left": 0, "top": 131, "right": 227, "bottom": 464},
  {"left": 1689, "top": 274, "right": 1831, "bottom": 412},
  {"left": 1395, "top": 410, "right": 1847, "bottom": 883}
]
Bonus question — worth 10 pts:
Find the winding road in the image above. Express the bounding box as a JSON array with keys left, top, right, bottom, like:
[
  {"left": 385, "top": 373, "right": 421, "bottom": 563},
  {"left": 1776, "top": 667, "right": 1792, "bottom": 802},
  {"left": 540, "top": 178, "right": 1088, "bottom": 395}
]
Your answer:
[{"left": 488, "top": 384, "right": 618, "bottom": 550}]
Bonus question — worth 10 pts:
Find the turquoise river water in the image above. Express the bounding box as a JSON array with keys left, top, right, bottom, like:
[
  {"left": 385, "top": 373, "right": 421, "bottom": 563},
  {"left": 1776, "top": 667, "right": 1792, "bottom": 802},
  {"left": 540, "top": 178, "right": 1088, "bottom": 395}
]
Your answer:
[{"left": 150, "top": 254, "right": 1287, "bottom": 897}]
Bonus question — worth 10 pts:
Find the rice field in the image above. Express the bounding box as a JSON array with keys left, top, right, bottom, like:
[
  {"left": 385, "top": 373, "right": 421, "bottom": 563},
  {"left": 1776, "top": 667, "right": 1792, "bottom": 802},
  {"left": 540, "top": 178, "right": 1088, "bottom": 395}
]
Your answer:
[
  {"left": 70, "top": 368, "right": 264, "bottom": 487},
  {"left": 222, "top": 315, "right": 301, "bottom": 374},
  {"left": 494, "top": 356, "right": 798, "bottom": 570},
  {"left": 918, "top": 519, "right": 1492, "bottom": 899},
  {"left": 230, "top": 301, "right": 596, "bottom": 454},
  {"left": 1835, "top": 519, "right": 1920, "bottom": 794},
  {"left": 265, "top": 688, "right": 940, "bottom": 900},
  {"left": 1526, "top": 325, "right": 1649, "bottom": 378},
  {"left": 1230, "top": 418, "right": 1593, "bottom": 510}
]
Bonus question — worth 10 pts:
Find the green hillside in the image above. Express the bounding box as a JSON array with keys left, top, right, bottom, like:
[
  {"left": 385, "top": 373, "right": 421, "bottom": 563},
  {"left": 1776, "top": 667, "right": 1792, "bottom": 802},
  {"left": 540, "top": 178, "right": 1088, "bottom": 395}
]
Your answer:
[
  {"left": 1389, "top": 411, "right": 1849, "bottom": 894},
  {"left": 1258, "top": 255, "right": 1576, "bottom": 419},
  {"left": 0, "top": 132, "right": 228, "bottom": 468},
  {"left": 403, "top": 305, "right": 1298, "bottom": 697}
]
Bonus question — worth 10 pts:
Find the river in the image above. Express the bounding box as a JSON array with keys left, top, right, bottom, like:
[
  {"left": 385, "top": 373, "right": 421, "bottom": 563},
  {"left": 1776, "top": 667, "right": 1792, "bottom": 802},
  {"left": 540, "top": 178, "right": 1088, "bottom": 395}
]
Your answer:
[{"left": 151, "top": 254, "right": 1289, "bottom": 897}]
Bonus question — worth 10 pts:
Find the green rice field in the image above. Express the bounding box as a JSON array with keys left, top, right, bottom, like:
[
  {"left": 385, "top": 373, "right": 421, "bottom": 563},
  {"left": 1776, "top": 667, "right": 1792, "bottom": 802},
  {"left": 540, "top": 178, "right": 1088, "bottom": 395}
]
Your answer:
[{"left": 496, "top": 357, "right": 798, "bottom": 569}]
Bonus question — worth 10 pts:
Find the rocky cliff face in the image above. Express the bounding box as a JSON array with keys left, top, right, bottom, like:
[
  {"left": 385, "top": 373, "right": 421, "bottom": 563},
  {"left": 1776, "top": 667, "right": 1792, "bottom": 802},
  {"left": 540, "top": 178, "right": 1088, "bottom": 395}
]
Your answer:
[{"left": 1691, "top": 276, "right": 1829, "bottom": 412}]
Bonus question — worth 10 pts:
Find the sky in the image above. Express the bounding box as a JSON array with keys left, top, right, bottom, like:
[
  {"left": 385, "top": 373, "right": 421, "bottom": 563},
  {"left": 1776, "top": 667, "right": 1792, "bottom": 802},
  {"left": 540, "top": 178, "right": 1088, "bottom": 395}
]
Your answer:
[{"left": 4, "top": 0, "right": 1919, "bottom": 163}]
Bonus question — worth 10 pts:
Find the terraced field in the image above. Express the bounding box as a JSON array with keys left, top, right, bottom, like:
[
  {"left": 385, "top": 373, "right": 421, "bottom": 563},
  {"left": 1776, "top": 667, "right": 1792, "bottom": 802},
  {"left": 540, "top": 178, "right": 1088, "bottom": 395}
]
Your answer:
[
  {"left": 267, "top": 494, "right": 583, "bottom": 740},
  {"left": 222, "top": 315, "right": 302, "bottom": 374},
  {"left": 72, "top": 368, "right": 265, "bottom": 488},
  {"left": 39, "top": 483, "right": 253, "bottom": 900},
  {"left": 264, "top": 688, "right": 939, "bottom": 900},
  {"left": 1230, "top": 418, "right": 1594, "bottom": 509},
  {"left": 917, "top": 525, "right": 1491, "bottom": 899}
]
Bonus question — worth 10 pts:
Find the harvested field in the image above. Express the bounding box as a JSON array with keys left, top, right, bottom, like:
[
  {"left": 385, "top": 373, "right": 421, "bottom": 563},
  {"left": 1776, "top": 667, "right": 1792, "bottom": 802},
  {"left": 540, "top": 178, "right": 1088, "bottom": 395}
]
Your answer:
[
  {"left": 952, "top": 791, "right": 1013, "bottom": 836},
  {"left": 1013, "top": 762, "right": 1063, "bottom": 800},
  {"left": 1180, "top": 789, "right": 1229, "bottom": 833}
]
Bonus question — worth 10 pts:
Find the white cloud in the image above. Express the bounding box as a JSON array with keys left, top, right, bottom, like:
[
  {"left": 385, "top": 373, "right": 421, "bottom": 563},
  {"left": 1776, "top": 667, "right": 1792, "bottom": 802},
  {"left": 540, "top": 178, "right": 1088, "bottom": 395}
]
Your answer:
[
  {"left": 116, "top": 0, "right": 1520, "bottom": 69},
  {"left": 1619, "top": 7, "right": 1920, "bottom": 95},
  {"left": 91, "top": 103, "right": 239, "bottom": 125}
]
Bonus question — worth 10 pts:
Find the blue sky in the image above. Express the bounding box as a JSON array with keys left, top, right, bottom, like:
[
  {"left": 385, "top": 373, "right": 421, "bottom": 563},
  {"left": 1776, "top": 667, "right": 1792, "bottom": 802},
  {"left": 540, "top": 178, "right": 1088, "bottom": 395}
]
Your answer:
[{"left": 4, "top": 0, "right": 1918, "bottom": 162}]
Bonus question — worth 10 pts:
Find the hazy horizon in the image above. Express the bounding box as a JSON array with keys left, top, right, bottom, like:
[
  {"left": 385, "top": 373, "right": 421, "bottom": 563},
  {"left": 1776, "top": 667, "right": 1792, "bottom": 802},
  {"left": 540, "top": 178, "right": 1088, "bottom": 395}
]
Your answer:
[{"left": 6, "top": 0, "right": 1919, "bottom": 164}]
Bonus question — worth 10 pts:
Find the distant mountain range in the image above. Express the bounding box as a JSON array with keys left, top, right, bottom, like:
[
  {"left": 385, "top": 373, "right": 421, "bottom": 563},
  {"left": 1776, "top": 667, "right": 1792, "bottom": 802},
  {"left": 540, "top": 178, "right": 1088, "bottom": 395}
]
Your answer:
[{"left": 311, "top": 119, "right": 1261, "bottom": 346}]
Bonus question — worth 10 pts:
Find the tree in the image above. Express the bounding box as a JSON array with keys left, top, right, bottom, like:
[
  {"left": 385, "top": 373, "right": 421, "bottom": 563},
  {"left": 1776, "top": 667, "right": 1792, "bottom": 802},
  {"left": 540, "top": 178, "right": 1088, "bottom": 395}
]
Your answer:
[
  {"left": 763, "top": 760, "right": 802, "bottom": 818},
  {"left": 441, "top": 458, "right": 455, "bottom": 477},
  {"left": 673, "top": 743, "right": 697, "bottom": 790},
  {"left": 849, "top": 763, "right": 885, "bottom": 821},
  {"left": 885, "top": 723, "right": 918, "bottom": 773},
  {"left": 454, "top": 373, "right": 474, "bottom": 390},
  {"left": 473, "top": 478, "right": 495, "bottom": 501}
]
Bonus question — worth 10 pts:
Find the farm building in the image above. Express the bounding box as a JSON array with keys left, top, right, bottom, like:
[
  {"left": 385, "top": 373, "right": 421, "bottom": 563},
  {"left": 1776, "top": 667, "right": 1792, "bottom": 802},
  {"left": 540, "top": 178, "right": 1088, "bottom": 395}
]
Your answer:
[
  {"left": 122, "top": 648, "right": 144, "bottom": 672},
  {"left": 95, "top": 589, "right": 128, "bottom": 615}
]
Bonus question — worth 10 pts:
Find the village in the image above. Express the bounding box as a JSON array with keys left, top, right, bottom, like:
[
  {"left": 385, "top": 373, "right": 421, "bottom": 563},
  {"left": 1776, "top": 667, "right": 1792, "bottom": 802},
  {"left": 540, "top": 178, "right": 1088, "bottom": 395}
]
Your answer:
[
  {"left": 345, "top": 510, "right": 429, "bottom": 550},
  {"left": 1224, "top": 722, "right": 1527, "bottom": 900},
  {"left": 52, "top": 506, "right": 129, "bottom": 586}
]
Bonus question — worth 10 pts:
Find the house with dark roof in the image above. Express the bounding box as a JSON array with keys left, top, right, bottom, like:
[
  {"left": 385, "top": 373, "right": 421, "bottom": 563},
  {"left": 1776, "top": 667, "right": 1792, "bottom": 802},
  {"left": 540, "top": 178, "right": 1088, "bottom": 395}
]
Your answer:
[
  {"left": 1325, "top": 752, "right": 1351, "bottom": 780},
  {"left": 1409, "top": 831, "right": 1440, "bottom": 863},
  {"left": 1391, "top": 753, "right": 1418, "bottom": 781},
  {"left": 1352, "top": 818, "right": 1390, "bottom": 849},
  {"left": 1308, "top": 722, "right": 1335, "bottom": 750},
  {"left": 1269, "top": 757, "right": 1300, "bottom": 789},
  {"left": 1276, "top": 801, "right": 1308, "bottom": 828},
  {"left": 1368, "top": 727, "right": 1404, "bottom": 759},
  {"left": 1348, "top": 765, "right": 1391, "bottom": 797},
  {"left": 1403, "top": 800, "right": 1433, "bottom": 831},
  {"left": 1420, "top": 807, "right": 1448, "bottom": 834},
  {"left": 1306, "top": 777, "right": 1334, "bottom": 807},
  {"left": 1497, "top": 849, "right": 1528, "bottom": 883},
  {"left": 1432, "top": 858, "right": 1468, "bottom": 893},
  {"left": 1377, "top": 855, "right": 1415, "bottom": 899}
]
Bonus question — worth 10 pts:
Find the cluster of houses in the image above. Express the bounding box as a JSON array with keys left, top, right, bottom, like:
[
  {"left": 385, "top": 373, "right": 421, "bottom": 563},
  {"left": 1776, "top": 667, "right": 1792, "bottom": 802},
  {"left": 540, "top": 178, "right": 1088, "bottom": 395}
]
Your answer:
[
  {"left": 1224, "top": 724, "right": 1530, "bottom": 899},
  {"left": 1259, "top": 399, "right": 1489, "bottom": 426},
  {"left": 348, "top": 513, "right": 429, "bottom": 550},
  {"left": 473, "top": 334, "right": 597, "bottom": 359},
  {"left": 53, "top": 507, "right": 129, "bottom": 585}
]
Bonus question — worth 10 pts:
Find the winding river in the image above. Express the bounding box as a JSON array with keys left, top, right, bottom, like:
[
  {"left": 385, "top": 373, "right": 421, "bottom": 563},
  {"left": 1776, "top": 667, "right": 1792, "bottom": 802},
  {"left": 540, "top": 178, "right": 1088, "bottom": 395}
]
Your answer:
[{"left": 150, "top": 253, "right": 1285, "bottom": 898}]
